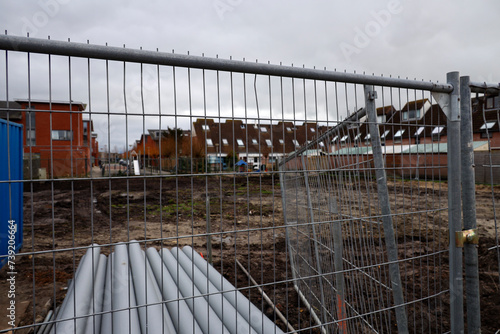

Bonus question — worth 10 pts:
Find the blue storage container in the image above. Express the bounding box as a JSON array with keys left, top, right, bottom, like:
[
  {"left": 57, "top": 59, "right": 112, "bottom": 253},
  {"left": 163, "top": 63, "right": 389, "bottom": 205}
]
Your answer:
[{"left": 0, "top": 118, "right": 23, "bottom": 270}]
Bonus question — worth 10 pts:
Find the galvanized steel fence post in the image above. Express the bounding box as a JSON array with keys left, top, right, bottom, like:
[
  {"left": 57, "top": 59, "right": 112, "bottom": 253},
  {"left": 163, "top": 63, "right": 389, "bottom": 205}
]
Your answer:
[
  {"left": 460, "top": 75, "right": 481, "bottom": 333},
  {"left": 364, "top": 84, "right": 409, "bottom": 334},
  {"left": 446, "top": 71, "right": 465, "bottom": 333}
]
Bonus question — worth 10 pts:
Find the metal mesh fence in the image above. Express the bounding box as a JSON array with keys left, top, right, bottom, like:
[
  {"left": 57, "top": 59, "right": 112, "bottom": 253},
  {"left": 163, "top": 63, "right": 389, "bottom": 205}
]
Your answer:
[
  {"left": 280, "top": 87, "right": 450, "bottom": 333},
  {"left": 0, "top": 34, "right": 497, "bottom": 333}
]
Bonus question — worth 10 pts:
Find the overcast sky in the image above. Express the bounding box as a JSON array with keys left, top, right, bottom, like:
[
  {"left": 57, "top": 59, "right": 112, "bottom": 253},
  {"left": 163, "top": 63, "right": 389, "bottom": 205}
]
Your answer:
[{"left": 1, "top": 0, "right": 499, "bottom": 151}]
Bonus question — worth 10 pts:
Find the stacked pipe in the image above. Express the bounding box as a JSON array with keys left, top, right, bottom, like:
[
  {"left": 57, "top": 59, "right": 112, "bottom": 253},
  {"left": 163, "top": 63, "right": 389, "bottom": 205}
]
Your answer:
[{"left": 43, "top": 242, "right": 285, "bottom": 334}]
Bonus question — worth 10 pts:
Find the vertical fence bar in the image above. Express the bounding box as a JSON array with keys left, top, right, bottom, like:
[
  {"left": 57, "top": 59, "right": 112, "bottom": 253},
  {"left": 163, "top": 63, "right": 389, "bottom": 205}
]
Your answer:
[
  {"left": 460, "top": 76, "right": 480, "bottom": 333},
  {"left": 206, "top": 195, "right": 212, "bottom": 264},
  {"left": 446, "top": 71, "right": 464, "bottom": 333},
  {"left": 364, "top": 85, "right": 409, "bottom": 334}
]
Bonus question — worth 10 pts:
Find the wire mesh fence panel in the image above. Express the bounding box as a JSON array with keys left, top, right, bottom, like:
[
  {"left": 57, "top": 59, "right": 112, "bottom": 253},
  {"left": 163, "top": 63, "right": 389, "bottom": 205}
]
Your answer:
[
  {"left": 0, "top": 34, "right": 495, "bottom": 333},
  {"left": 280, "top": 85, "right": 453, "bottom": 333}
]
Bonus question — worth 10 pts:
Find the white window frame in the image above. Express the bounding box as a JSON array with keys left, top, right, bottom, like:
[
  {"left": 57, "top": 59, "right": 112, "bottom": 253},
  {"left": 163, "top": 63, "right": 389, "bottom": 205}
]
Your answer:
[
  {"left": 206, "top": 138, "right": 214, "bottom": 147},
  {"left": 265, "top": 139, "right": 272, "bottom": 147},
  {"left": 237, "top": 139, "right": 244, "bottom": 147}
]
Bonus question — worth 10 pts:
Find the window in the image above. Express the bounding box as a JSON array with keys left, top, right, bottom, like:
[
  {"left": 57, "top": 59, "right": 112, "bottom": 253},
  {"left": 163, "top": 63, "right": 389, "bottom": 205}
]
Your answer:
[
  {"left": 252, "top": 139, "right": 258, "bottom": 145},
  {"left": 414, "top": 126, "right": 425, "bottom": 136},
  {"left": 480, "top": 122, "right": 496, "bottom": 130},
  {"left": 310, "top": 128, "right": 315, "bottom": 133},
  {"left": 206, "top": 138, "right": 214, "bottom": 147},
  {"left": 319, "top": 141, "right": 325, "bottom": 148},
  {"left": 432, "top": 126, "right": 444, "bottom": 141},
  {"left": 261, "top": 127, "right": 268, "bottom": 133},
  {"left": 340, "top": 135, "right": 349, "bottom": 143},
  {"left": 377, "top": 115, "right": 386, "bottom": 123},
  {"left": 222, "top": 138, "right": 228, "bottom": 145},
  {"left": 202, "top": 124, "right": 210, "bottom": 131},
  {"left": 480, "top": 122, "right": 495, "bottom": 138},
  {"left": 52, "top": 130, "right": 73, "bottom": 141},
  {"left": 240, "top": 124, "right": 245, "bottom": 129},
  {"left": 292, "top": 139, "right": 300, "bottom": 147},
  {"left": 286, "top": 127, "right": 292, "bottom": 132},
  {"left": 394, "top": 129, "right": 405, "bottom": 137},
  {"left": 331, "top": 135, "right": 339, "bottom": 143},
  {"left": 402, "top": 109, "right": 421, "bottom": 121},
  {"left": 266, "top": 139, "right": 272, "bottom": 147},
  {"left": 237, "top": 139, "right": 244, "bottom": 147},
  {"left": 486, "top": 98, "right": 494, "bottom": 109},
  {"left": 380, "top": 130, "right": 390, "bottom": 139},
  {"left": 354, "top": 134, "right": 361, "bottom": 141},
  {"left": 394, "top": 129, "right": 405, "bottom": 143},
  {"left": 26, "top": 110, "right": 36, "bottom": 146},
  {"left": 364, "top": 133, "right": 371, "bottom": 141},
  {"left": 279, "top": 139, "right": 284, "bottom": 144}
]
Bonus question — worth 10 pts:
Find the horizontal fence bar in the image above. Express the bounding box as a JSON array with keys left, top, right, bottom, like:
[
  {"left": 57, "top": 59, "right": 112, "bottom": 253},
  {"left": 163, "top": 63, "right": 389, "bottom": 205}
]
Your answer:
[
  {"left": 469, "top": 81, "right": 500, "bottom": 95},
  {"left": 0, "top": 35, "right": 454, "bottom": 92}
]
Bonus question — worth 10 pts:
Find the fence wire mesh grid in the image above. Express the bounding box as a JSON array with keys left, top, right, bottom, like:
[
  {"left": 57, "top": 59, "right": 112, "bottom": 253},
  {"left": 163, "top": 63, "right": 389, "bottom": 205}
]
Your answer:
[{"left": 0, "top": 35, "right": 499, "bottom": 333}]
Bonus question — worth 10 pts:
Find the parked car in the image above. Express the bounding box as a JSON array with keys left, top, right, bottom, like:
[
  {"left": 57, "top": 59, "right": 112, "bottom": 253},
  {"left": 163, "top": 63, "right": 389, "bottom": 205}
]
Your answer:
[{"left": 119, "top": 159, "right": 130, "bottom": 166}]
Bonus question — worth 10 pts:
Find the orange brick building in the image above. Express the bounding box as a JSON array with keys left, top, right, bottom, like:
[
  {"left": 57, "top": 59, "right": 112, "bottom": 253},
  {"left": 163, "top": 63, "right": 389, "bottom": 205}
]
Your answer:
[{"left": 0, "top": 99, "right": 98, "bottom": 178}]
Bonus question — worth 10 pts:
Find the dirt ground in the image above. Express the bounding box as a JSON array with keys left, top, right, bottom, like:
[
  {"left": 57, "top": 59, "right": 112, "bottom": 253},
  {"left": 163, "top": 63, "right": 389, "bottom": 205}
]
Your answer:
[{"left": 0, "top": 174, "right": 499, "bottom": 333}]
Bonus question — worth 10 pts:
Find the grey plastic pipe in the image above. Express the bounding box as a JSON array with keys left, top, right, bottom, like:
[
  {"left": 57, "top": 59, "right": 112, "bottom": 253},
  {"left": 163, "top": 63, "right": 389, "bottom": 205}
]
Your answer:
[
  {"left": 158, "top": 248, "right": 230, "bottom": 334},
  {"left": 128, "top": 242, "right": 176, "bottom": 334},
  {"left": 171, "top": 247, "right": 258, "bottom": 334},
  {"left": 182, "top": 246, "right": 285, "bottom": 334},
  {"left": 112, "top": 243, "right": 141, "bottom": 334},
  {"left": 145, "top": 248, "right": 204, "bottom": 334},
  {"left": 49, "top": 245, "right": 101, "bottom": 334},
  {"left": 99, "top": 253, "right": 113, "bottom": 334},
  {"left": 83, "top": 254, "right": 107, "bottom": 334}
]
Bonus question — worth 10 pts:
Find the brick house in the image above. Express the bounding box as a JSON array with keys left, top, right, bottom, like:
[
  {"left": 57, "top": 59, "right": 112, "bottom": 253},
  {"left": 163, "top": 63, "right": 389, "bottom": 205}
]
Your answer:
[
  {"left": 0, "top": 99, "right": 97, "bottom": 178},
  {"left": 191, "top": 118, "right": 329, "bottom": 170}
]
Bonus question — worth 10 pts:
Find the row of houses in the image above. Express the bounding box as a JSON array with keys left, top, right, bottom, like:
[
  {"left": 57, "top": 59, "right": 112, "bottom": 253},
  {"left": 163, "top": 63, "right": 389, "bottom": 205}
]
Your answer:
[
  {"left": 126, "top": 95, "right": 499, "bottom": 177},
  {"left": 0, "top": 99, "right": 99, "bottom": 178},
  {"left": 2, "top": 94, "right": 498, "bottom": 179}
]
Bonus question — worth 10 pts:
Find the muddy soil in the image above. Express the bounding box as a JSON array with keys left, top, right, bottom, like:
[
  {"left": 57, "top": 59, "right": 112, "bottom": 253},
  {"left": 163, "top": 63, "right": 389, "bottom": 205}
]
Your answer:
[{"left": 0, "top": 175, "right": 498, "bottom": 333}]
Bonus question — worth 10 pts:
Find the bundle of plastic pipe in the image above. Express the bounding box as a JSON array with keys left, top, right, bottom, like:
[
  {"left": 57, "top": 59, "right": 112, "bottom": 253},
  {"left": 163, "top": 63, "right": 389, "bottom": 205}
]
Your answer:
[{"left": 43, "top": 242, "right": 285, "bottom": 334}]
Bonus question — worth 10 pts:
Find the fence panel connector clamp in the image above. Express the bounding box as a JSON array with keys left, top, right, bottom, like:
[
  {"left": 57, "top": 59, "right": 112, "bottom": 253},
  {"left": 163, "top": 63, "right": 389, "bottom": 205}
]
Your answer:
[{"left": 455, "top": 229, "right": 479, "bottom": 247}]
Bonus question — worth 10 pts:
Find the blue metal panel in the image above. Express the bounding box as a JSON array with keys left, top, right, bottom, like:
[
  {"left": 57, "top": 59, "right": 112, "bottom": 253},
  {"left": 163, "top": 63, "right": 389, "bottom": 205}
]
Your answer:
[{"left": 0, "top": 118, "right": 24, "bottom": 270}]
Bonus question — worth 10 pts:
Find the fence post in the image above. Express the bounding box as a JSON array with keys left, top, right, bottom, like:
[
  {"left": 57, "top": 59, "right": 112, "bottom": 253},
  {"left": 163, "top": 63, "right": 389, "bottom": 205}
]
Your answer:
[
  {"left": 364, "top": 84, "right": 409, "bottom": 334},
  {"left": 445, "top": 71, "right": 465, "bottom": 333},
  {"left": 460, "top": 75, "right": 481, "bottom": 333}
]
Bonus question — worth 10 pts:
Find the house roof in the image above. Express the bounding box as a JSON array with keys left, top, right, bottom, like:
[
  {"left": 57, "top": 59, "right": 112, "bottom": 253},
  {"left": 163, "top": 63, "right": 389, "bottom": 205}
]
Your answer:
[
  {"left": 0, "top": 100, "right": 22, "bottom": 120},
  {"left": 192, "top": 118, "right": 329, "bottom": 157},
  {"left": 15, "top": 98, "right": 87, "bottom": 110}
]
